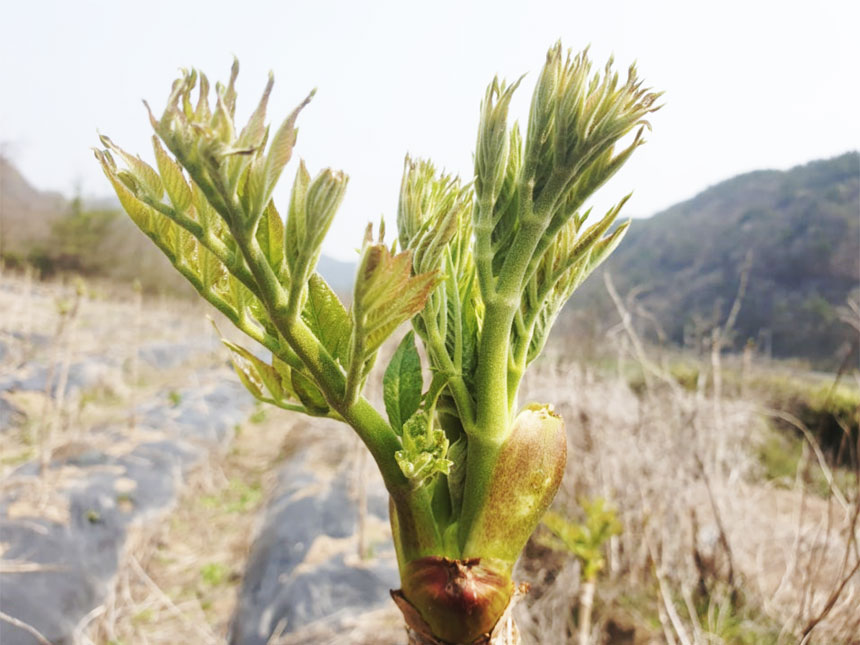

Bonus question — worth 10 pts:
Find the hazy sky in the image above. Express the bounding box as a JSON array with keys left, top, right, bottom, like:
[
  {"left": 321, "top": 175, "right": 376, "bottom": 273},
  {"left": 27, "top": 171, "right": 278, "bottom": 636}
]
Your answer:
[{"left": 1, "top": 0, "right": 857, "bottom": 260}]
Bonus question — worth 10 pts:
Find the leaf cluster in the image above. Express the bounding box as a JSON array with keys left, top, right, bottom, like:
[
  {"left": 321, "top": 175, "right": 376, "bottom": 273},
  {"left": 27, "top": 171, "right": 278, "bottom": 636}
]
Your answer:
[
  {"left": 543, "top": 497, "right": 622, "bottom": 581},
  {"left": 94, "top": 62, "right": 438, "bottom": 437}
]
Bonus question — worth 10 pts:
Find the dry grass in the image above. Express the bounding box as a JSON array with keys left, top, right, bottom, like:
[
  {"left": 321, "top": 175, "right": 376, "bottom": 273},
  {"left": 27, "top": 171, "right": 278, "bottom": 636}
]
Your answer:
[
  {"left": 3, "top": 271, "right": 858, "bottom": 644},
  {"left": 512, "top": 349, "right": 859, "bottom": 644},
  {"left": 80, "top": 406, "right": 297, "bottom": 644}
]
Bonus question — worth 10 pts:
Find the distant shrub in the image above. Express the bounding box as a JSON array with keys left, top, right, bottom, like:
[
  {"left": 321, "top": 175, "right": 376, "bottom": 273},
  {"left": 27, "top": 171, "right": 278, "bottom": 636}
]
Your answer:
[{"left": 754, "top": 375, "right": 859, "bottom": 464}]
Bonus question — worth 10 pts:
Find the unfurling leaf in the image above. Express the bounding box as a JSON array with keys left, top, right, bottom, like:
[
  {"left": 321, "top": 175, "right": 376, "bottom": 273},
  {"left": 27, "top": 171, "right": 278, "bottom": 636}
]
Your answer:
[
  {"left": 285, "top": 166, "right": 348, "bottom": 289},
  {"left": 221, "top": 339, "right": 296, "bottom": 404},
  {"left": 98, "top": 134, "right": 163, "bottom": 202},
  {"left": 352, "top": 241, "right": 440, "bottom": 359},
  {"left": 475, "top": 76, "right": 522, "bottom": 204},
  {"left": 95, "top": 151, "right": 154, "bottom": 234},
  {"left": 290, "top": 369, "right": 330, "bottom": 416},
  {"left": 383, "top": 331, "right": 423, "bottom": 434},
  {"left": 397, "top": 158, "right": 470, "bottom": 275},
  {"left": 256, "top": 200, "right": 286, "bottom": 278},
  {"left": 301, "top": 273, "right": 351, "bottom": 364},
  {"left": 394, "top": 411, "right": 451, "bottom": 488},
  {"left": 152, "top": 136, "right": 192, "bottom": 213},
  {"left": 262, "top": 90, "right": 314, "bottom": 201}
]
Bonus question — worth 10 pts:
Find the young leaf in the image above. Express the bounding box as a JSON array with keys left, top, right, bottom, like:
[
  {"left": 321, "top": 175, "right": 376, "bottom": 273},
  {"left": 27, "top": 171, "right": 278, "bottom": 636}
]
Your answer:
[
  {"left": 291, "top": 369, "right": 330, "bottom": 416},
  {"left": 352, "top": 242, "right": 440, "bottom": 359},
  {"left": 262, "top": 91, "right": 314, "bottom": 204},
  {"left": 99, "top": 134, "right": 164, "bottom": 201},
  {"left": 152, "top": 136, "right": 192, "bottom": 213},
  {"left": 221, "top": 339, "right": 292, "bottom": 403},
  {"left": 301, "top": 273, "right": 351, "bottom": 364},
  {"left": 256, "top": 200, "right": 286, "bottom": 276},
  {"left": 95, "top": 151, "right": 154, "bottom": 234},
  {"left": 394, "top": 411, "right": 452, "bottom": 488},
  {"left": 198, "top": 245, "right": 225, "bottom": 292},
  {"left": 383, "top": 331, "right": 423, "bottom": 434}
]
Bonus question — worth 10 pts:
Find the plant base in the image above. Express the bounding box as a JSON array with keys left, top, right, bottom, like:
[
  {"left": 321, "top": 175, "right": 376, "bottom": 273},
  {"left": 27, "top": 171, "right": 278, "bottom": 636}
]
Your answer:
[{"left": 392, "top": 586, "right": 524, "bottom": 645}]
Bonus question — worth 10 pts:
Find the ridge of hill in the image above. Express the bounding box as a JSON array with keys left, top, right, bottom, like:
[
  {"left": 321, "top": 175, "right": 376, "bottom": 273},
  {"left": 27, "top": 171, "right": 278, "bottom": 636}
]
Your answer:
[{"left": 574, "top": 152, "right": 860, "bottom": 366}]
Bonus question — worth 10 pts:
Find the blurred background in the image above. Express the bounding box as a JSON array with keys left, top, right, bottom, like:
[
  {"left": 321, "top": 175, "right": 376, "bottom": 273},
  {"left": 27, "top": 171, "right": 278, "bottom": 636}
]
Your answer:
[{"left": 1, "top": 1, "right": 858, "bottom": 643}]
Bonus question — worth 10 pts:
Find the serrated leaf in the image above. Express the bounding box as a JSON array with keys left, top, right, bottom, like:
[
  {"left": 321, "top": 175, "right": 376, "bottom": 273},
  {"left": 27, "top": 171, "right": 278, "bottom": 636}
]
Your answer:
[
  {"left": 197, "top": 244, "right": 224, "bottom": 291},
  {"left": 264, "top": 91, "right": 314, "bottom": 199},
  {"left": 302, "top": 273, "right": 351, "bottom": 364},
  {"left": 291, "top": 370, "right": 330, "bottom": 416},
  {"left": 229, "top": 356, "right": 265, "bottom": 400},
  {"left": 236, "top": 72, "right": 273, "bottom": 150},
  {"left": 96, "top": 155, "right": 153, "bottom": 233},
  {"left": 191, "top": 180, "right": 218, "bottom": 233},
  {"left": 383, "top": 331, "right": 423, "bottom": 434},
  {"left": 222, "top": 339, "right": 287, "bottom": 402},
  {"left": 174, "top": 226, "right": 195, "bottom": 268},
  {"left": 352, "top": 243, "right": 440, "bottom": 359},
  {"left": 154, "top": 212, "right": 173, "bottom": 249},
  {"left": 256, "top": 200, "right": 285, "bottom": 275},
  {"left": 153, "top": 136, "right": 192, "bottom": 213},
  {"left": 99, "top": 134, "right": 163, "bottom": 201},
  {"left": 285, "top": 160, "right": 310, "bottom": 277}
]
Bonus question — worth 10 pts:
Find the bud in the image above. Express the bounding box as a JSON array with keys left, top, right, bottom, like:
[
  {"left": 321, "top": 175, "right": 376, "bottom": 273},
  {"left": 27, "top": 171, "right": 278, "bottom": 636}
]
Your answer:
[
  {"left": 524, "top": 43, "right": 562, "bottom": 177},
  {"left": 463, "top": 404, "right": 567, "bottom": 565},
  {"left": 474, "top": 77, "right": 520, "bottom": 204},
  {"left": 397, "top": 158, "right": 470, "bottom": 275},
  {"left": 401, "top": 556, "right": 514, "bottom": 644},
  {"left": 306, "top": 168, "right": 348, "bottom": 251}
]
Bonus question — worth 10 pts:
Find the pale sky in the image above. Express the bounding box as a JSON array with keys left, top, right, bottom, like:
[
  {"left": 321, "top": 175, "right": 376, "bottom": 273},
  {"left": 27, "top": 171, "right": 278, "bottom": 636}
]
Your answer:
[{"left": 1, "top": 0, "right": 857, "bottom": 260}]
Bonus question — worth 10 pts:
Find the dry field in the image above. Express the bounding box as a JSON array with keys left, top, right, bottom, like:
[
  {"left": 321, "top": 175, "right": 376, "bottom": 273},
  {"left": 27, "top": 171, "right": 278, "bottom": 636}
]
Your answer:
[{"left": 1, "top": 270, "right": 858, "bottom": 644}]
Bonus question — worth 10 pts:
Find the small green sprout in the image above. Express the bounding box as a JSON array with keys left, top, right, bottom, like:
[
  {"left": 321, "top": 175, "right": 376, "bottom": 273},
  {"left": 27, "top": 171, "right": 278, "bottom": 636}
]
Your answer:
[{"left": 544, "top": 497, "right": 623, "bottom": 582}]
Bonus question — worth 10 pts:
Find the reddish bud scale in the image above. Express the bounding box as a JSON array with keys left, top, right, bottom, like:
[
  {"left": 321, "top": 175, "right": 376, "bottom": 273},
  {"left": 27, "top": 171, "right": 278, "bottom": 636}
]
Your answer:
[
  {"left": 464, "top": 403, "right": 567, "bottom": 565},
  {"left": 397, "top": 404, "right": 566, "bottom": 643},
  {"left": 401, "top": 556, "right": 514, "bottom": 643}
]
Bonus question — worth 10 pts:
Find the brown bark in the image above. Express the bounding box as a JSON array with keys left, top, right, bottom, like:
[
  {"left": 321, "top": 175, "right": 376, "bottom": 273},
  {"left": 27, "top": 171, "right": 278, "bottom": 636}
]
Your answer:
[{"left": 393, "top": 587, "right": 522, "bottom": 645}]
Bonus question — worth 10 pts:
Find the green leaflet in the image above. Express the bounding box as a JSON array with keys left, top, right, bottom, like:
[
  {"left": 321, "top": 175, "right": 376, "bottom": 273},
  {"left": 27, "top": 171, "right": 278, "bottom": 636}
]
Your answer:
[
  {"left": 290, "top": 369, "right": 330, "bottom": 416},
  {"left": 152, "top": 136, "right": 192, "bottom": 213},
  {"left": 198, "top": 245, "right": 226, "bottom": 292},
  {"left": 301, "top": 273, "right": 351, "bottom": 365},
  {"left": 220, "top": 335, "right": 331, "bottom": 417},
  {"left": 100, "top": 164, "right": 153, "bottom": 234},
  {"left": 394, "top": 411, "right": 452, "bottom": 488},
  {"left": 543, "top": 498, "right": 622, "bottom": 581},
  {"left": 221, "top": 339, "right": 296, "bottom": 404},
  {"left": 474, "top": 76, "right": 522, "bottom": 205},
  {"left": 352, "top": 241, "right": 440, "bottom": 360},
  {"left": 191, "top": 180, "right": 219, "bottom": 236},
  {"left": 256, "top": 200, "right": 286, "bottom": 277},
  {"left": 383, "top": 331, "right": 423, "bottom": 435},
  {"left": 285, "top": 164, "right": 348, "bottom": 291},
  {"left": 262, "top": 91, "right": 314, "bottom": 209},
  {"left": 98, "top": 134, "right": 164, "bottom": 202}
]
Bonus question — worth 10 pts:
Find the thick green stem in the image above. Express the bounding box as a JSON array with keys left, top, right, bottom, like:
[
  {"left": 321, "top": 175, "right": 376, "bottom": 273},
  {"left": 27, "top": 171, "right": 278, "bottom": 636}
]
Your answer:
[{"left": 457, "top": 294, "right": 517, "bottom": 544}]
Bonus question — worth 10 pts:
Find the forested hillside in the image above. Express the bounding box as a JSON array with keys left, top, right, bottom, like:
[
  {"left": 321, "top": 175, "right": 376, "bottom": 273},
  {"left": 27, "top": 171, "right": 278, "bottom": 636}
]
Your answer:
[{"left": 574, "top": 152, "right": 859, "bottom": 367}]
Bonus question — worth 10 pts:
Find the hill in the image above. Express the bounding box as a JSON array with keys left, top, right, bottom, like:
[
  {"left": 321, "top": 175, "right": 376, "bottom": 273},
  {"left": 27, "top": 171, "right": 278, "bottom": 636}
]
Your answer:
[
  {"left": 0, "top": 156, "right": 66, "bottom": 257},
  {"left": 0, "top": 158, "right": 357, "bottom": 294},
  {"left": 573, "top": 152, "right": 860, "bottom": 367}
]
